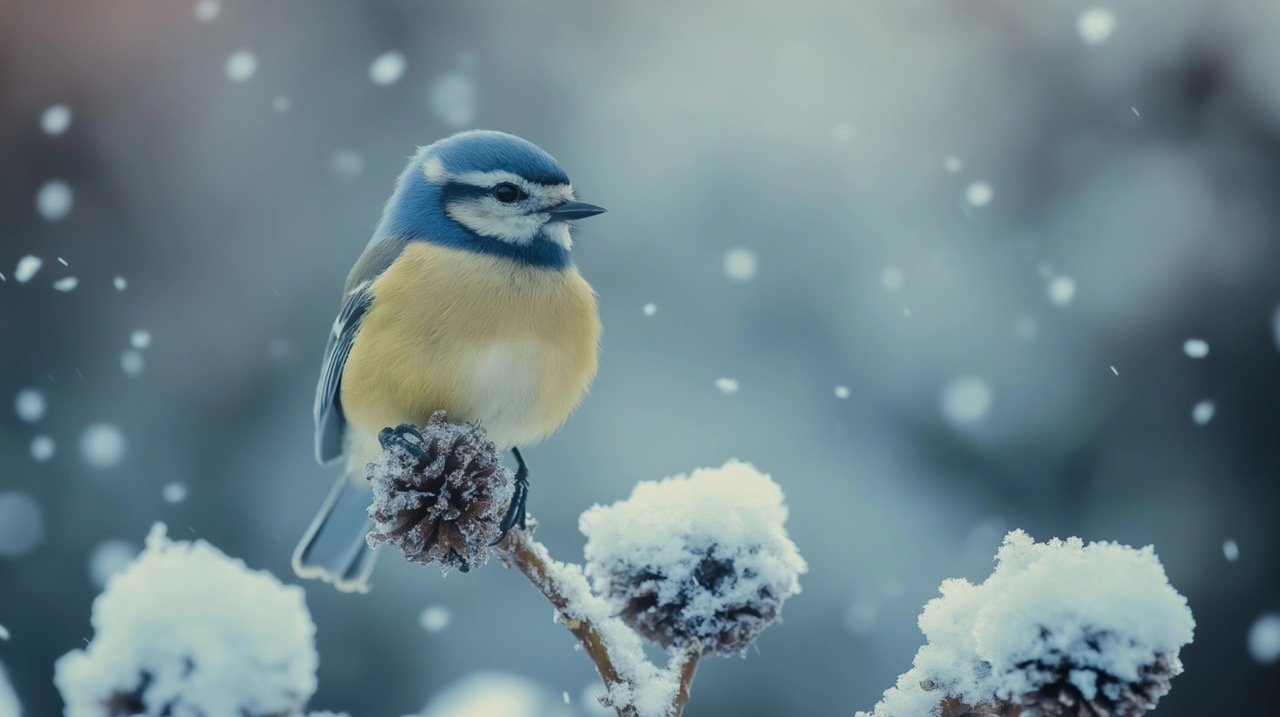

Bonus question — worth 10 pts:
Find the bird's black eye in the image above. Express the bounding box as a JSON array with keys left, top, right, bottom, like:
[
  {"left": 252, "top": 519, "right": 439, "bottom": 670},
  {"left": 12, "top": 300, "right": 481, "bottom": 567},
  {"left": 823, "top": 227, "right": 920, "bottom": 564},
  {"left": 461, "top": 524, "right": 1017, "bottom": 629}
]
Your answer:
[{"left": 494, "top": 182, "right": 524, "bottom": 204}]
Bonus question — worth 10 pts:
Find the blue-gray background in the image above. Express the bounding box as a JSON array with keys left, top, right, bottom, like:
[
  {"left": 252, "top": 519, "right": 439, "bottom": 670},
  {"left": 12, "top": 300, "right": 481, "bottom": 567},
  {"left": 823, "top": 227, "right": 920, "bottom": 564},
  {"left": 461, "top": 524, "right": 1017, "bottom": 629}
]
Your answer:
[{"left": 2, "top": 1, "right": 1278, "bottom": 715}]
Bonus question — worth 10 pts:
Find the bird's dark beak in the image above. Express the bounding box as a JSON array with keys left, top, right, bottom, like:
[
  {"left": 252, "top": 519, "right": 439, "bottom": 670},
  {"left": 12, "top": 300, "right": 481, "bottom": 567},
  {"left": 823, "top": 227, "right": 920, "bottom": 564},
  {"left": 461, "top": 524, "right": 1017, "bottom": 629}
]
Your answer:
[{"left": 547, "top": 200, "right": 606, "bottom": 221}]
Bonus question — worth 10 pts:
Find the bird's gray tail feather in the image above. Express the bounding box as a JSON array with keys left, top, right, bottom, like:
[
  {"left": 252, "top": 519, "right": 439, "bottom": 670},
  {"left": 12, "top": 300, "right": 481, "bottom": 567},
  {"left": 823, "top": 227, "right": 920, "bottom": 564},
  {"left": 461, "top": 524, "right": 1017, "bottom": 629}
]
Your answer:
[{"left": 292, "top": 475, "right": 379, "bottom": 593}]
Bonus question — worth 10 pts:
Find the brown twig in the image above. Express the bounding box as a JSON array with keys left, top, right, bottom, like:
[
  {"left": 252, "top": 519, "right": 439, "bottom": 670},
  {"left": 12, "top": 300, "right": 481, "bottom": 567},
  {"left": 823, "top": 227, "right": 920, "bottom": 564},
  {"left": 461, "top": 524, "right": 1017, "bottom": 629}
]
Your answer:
[
  {"left": 669, "top": 643, "right": 702, "bottom": 717},
  {"left": 496, "top": 525, "right": 698, "bottom": 717}
]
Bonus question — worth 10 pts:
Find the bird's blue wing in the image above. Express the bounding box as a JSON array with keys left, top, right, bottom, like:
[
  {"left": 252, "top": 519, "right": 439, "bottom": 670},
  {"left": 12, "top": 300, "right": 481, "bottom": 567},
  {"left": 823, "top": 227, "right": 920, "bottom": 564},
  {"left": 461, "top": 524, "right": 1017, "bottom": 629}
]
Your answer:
[{"left": 314, "top": 284, "right": 372, "bottom": 465}]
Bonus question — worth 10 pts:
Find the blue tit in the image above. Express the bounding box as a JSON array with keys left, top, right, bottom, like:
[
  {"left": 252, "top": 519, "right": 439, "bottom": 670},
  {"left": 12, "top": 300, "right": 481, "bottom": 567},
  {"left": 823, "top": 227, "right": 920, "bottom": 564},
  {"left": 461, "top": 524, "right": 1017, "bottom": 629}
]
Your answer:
[{"left": 292, "top": 130, "right": 605, "bottom": 593}]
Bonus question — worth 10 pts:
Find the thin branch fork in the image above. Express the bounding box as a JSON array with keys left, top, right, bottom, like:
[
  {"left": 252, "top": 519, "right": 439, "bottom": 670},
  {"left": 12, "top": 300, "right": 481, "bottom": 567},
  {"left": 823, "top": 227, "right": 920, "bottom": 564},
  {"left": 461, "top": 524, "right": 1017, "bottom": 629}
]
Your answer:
[{"left": 496, "top": 525, "right": 701, "bottom": 717}]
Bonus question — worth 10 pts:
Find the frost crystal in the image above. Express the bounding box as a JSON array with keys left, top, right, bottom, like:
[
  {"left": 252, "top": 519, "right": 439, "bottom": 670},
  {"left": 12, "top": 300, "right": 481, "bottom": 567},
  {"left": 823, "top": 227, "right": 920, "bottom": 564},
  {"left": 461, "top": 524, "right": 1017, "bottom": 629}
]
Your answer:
[
  {"left": 55, "top": 524, "right": 319, "bottom": 717},
  {"left": 857, "top": 530, "right": 1194, "bottom": 717},
  {"left": 581, "top": 460, "right": 807, "bottom": 656}
]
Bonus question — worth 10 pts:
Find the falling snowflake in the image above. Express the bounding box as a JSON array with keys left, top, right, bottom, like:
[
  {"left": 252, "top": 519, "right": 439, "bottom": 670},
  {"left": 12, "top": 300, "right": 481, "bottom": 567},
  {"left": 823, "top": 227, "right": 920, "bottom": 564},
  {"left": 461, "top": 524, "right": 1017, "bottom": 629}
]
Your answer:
[
  {"left": 1248, "top": 613, "right": 1280, "bottom": 664},
  {"left": 0, "top": 492, "right": 44, "bottom": 557},
  {"left": 225, "top": 50, "right": 257, "bottom": 82},
  {"left": 369, "top": 51, "right": 407, "bottom": 85},
  {"left": 194, "top": 0, "right": 220, "bottom": 22},
  {"left": 1182, "top": 338, "right": 1209, "bottom": 359},
  {"left": 1222, "top": 539, "right": 1239, "bottom": 562},
  {"left": 113, "top": 275, "right": 128, "bottom": 291},
  {"left": 723, "top": 248, "right": 758, "bottom": 281},
  {"left": 131, "top": 330, "right": 153, "bottom": 350},
  {"left": 81, "top": 423, "right": 126, "bottom": 468},
  {"left": 939, "top": 375, "right": 993, "bottom": 426},
  {"left": 419, "top": 605, "right": 452, "bottom": 633},
  {"left": 37, "top": 181, "right": 74, "bottom": 221},
  {"left": 41, "top": 105, "right": 72, "bottom": 135},
  {"left": 30, "top": 435, "right": 56, "bottom": 462},
  {"left": 162, "top": 482, "right": 189, "bottom": 504},
  {"left": 429, "top": 73, "right": 477, "bottom": 128},
  {"left": 1047, "top": 275, "right": 1076, "bottom": 307},
  {"left": 15, "top": 388, "right": 47, "bottom": 422},
  {"left": 1077, "top": 7, "right": 1117, "bottom": 45},
  {"left": 89, "top": 540, "right": 139, "bottom": 588},
  {"left": 964, "top": 181, "right": 993, "bottom": 207},
  {"left": 715, "top": 377, "right": 739, "bottom": 394},
  {"left": 53, "top": 276, "right": 79, "bottom": 292},
  {"left": 1191, "top": 400, "right": 1215, "bottom": 426},
  {"left": 831, "top": 123, "right": 855, "bottom": 144},
  {"left": 943, "top": 155, "right": 963, "bottom": 173},
  {"left": 272, "top": 95, "right": 291, "bottom": 113},
  {"left": 834, "top": 385, "right": 850, "bottom": 399},
  {"left": 121, "top": 350, "right": 145, "bottom": 377},
  {"left": 881, "top": 266, "right": 904, "bottom": 291},
  {"left": 642, "top": 303, "right": 657, "bottom": 317},
  {"left": 15, "top": 256, "right": 42, "bottom": 283},
  {"left": 330, "top": 150, "right": 364, "bottom": 181}
]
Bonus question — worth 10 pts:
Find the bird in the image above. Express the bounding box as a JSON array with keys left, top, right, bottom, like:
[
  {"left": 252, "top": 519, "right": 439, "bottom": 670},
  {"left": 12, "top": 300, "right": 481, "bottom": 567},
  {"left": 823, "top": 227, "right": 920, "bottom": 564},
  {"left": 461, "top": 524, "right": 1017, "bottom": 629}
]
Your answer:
[{"left": 293, "top": 130, "right": 605, "bottom": 593}]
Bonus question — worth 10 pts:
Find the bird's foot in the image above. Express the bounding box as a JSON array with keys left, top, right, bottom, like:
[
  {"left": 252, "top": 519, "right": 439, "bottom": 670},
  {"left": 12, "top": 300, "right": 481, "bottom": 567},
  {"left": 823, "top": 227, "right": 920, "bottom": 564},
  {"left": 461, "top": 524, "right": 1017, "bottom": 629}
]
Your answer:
[
  {"left": 492, "top": 448, "right": 530, "bottom": 545},
  {"left": 378, "top": 423, "right": 431, "bottom": 461}
]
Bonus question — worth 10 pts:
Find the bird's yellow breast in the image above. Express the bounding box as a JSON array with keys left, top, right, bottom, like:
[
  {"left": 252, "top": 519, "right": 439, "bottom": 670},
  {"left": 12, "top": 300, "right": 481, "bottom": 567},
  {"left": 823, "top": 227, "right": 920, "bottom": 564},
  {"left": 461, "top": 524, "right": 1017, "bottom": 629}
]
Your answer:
[{"left": 340, "top": 242, "right": 600, "bottom": 457}]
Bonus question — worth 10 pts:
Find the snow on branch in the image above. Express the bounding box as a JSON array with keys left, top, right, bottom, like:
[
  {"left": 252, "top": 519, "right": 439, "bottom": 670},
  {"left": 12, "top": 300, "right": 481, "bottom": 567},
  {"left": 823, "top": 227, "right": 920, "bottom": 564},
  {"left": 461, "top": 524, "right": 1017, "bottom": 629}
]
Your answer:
[
  {"left": 367, "top": 413, "right": 807, "bottom": 717},
  {"left": 856, "top": 530, "right": 1195, "bottom": 717},
  {"left": 54, "top": 524, "right": 343, "bottom": 717}
]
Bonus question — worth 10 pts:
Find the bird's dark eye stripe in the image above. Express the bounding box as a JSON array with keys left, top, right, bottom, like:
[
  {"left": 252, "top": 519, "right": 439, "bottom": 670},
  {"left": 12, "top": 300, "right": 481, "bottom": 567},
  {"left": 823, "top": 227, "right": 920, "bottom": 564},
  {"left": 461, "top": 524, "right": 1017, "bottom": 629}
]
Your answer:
[{"left": 494, "top": 182, "right": 526, "bottom": 203}]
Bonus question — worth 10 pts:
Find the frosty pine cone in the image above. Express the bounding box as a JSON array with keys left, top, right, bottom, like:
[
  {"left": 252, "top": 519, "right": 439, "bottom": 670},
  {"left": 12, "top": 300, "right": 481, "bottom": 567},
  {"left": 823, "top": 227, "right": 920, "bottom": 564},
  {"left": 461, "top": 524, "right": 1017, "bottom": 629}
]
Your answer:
[
  {"left": 1010, "top": 650, "right": 1177, "bottom": 717},
  {"left": 366, "top": 412, "right": 515, "bottom": 573}
]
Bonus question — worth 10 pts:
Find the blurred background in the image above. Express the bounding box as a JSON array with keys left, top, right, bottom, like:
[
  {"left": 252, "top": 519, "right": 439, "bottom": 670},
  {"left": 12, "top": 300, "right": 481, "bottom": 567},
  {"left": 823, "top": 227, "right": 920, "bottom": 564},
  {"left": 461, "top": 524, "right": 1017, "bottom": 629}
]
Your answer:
[{"left": 2, "top": 0, "right": 1279, "bottom": 715}]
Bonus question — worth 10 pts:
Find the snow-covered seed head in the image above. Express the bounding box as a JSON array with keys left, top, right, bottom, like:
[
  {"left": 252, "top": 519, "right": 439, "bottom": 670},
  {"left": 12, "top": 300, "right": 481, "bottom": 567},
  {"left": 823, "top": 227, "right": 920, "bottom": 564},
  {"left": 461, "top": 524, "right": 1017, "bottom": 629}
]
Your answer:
[
  {"left": 580, "top": 460, "right": 807, "bottom": 656},
  {"left": 54, "top": 524, "right": 319, "bottom": 717},
  {"left": 858, "top": 531, "right": 1193, "bottom": 717},
  {"left": 365, "top": 412, "right": 515, "bottom": 573}
]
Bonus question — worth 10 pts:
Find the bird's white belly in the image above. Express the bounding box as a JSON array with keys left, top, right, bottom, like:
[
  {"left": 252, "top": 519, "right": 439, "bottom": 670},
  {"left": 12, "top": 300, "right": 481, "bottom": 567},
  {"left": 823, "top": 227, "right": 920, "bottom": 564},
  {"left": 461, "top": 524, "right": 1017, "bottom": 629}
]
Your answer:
[{"left": 462, "top": 340, "right": 545, "bottom": 447}]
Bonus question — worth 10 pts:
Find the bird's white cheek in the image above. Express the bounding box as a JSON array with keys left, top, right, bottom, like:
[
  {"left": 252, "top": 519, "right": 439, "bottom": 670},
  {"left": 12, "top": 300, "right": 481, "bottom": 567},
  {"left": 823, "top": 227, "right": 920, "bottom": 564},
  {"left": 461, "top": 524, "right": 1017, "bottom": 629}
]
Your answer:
[
  {"left": 543, "top": 222, "right": 572, "bottom": 251},
  {"left": 446, "top": 200, "right": 543, "bottom": 244}
]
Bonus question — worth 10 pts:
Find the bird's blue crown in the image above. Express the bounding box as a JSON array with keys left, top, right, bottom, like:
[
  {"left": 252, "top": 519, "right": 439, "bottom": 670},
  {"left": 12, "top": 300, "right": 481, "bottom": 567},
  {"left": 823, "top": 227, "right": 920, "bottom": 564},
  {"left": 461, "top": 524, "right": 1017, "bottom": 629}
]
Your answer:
[{"left": 374, "top": 130, "right": 602, "bottom": 269}]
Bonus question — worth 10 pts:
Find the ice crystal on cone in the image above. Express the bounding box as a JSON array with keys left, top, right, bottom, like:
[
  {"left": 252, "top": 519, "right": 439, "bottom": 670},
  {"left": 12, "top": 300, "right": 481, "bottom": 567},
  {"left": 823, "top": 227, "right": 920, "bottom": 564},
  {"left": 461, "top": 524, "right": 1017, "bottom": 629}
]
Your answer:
[
  {"left": 580, "top": 460, "right": 806, "bottom": 656},
  {"left": 366, "top": 412, "right": 515, "bottom": 573}
]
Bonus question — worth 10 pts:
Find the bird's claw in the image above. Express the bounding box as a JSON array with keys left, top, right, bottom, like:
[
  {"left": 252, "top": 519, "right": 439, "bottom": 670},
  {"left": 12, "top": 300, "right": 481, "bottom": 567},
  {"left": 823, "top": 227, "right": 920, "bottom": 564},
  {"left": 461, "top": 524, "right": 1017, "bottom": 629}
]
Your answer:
[
  {"left": 492, "top": 448, "right": 529, "bottom": 545},
  {"left": 378, "top": 423, "right": 431, "bottom": 461}
]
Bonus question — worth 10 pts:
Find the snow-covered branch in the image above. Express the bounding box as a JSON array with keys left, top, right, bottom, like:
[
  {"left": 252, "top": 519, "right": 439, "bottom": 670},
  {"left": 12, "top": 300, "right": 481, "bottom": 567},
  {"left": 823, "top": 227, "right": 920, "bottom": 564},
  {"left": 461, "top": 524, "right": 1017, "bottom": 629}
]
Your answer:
[
  {"left": 54, "top": 524, "right": 344, "bottom": 717},
  {"left": 856, "top": 531, "right": 1195, "bottom": 717},
  {"left": 366, "top": 413, "right": 807, "bottom": 717}
]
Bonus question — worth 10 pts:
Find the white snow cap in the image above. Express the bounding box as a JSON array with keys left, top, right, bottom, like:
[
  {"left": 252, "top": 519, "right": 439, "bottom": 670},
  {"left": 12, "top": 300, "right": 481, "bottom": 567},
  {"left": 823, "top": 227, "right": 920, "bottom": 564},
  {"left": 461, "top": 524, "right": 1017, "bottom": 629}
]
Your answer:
[
  {"left": 55, "top": 524, "right": 319, "bottom": 717},
  {"left": 580, "top": 460, "right": 807, "bottom": 655},
  {"left": 858, "top": 530, "right": 1194, "bottom": 717}
]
